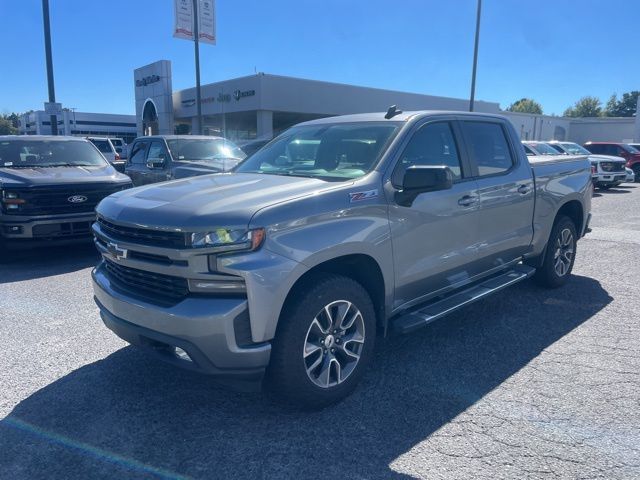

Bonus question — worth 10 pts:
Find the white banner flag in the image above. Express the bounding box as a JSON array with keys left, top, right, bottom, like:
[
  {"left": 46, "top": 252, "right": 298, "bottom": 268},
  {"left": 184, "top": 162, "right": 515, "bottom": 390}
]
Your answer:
[
  {"left": 173, "top": 0, "right": 216, "bottom": 45},
  {"left": 198, "top": 0, "right": 216, "bottom": 45},
  {"left": 173, "top": 0, "right": 194, "bottom": 40}
]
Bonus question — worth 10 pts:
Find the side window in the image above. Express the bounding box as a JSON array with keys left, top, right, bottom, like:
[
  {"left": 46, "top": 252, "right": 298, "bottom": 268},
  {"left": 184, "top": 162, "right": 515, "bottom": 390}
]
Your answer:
[
  {"left": 92, "top": 140, "right": 112, "bottom": 153},
  {"left": 147, "top": 141, "right": 168, "bottom": 163},
  {"left": 523, "top": 144, "right": 535, "bottom": 156},
  {"left": 461, "top": 121, "right": 514, "bottom": 177},
  {"left": 393, "top": 122, "right": 462, "bottom": 184},
  {"left": 129, "top": 141, "right": 148, "bottom": 164}
]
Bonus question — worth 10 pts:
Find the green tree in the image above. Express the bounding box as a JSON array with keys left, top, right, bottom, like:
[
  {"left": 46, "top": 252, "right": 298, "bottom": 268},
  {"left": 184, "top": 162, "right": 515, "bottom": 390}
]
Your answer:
[
  {"left": 506, "top": 98, "right": 543, "bottom": 114},
  {"left": 0, "top": 116, "right": 18, "bottom": 135},
  {"left": 604, "top": 91, "right": 639, "bottom": 117},
  {"left": 563, "top": 96, "right": 602, "bottom": 117}
]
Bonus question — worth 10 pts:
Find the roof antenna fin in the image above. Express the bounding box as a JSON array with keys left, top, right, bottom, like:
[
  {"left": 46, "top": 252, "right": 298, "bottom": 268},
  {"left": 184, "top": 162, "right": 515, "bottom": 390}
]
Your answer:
[{"left": 385, "top": 105, "right": 403, "bottom": 119}]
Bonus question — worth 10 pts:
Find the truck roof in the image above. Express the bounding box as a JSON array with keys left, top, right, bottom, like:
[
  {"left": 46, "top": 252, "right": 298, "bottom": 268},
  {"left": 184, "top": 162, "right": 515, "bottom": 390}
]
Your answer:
[{"left": 296, "top": 110, "right": 510, "bottom": 126}]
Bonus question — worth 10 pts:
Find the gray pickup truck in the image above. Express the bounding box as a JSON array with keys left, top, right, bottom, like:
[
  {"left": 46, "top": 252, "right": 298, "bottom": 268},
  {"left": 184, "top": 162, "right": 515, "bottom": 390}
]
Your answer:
[{"left": 92, "top": 110, "right": 592, "bottom": 408}]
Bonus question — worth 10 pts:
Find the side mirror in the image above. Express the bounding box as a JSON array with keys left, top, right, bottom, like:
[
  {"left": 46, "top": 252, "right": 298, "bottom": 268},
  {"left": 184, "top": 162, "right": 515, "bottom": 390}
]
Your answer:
[
  {"left": 146, "top": 155, "right": 166, "bottom": 169},
  {"left": 395, "top": 165, "right": 453, "bottom": 207}
]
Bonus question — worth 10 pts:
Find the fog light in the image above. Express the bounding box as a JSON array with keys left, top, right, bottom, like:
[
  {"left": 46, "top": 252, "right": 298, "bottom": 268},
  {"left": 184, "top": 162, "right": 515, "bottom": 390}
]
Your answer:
[{"left": 174, "top": 347, "right": 192, "bottom": 362}]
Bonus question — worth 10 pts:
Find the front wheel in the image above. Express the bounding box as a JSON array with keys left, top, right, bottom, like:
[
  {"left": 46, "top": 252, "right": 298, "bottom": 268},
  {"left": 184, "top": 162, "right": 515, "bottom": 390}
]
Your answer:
[
  {"left": 267, "top": 273, "right": 376, "bottom": 409},
  {"left": 534, "top": 216, "right": 577, "bottom": 288}
]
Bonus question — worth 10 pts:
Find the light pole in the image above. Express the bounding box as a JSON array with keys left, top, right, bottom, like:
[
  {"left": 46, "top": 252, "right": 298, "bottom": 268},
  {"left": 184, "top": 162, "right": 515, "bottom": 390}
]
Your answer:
[
  {"left": 193, "top": 0, "right": 203, "bottom": 135},
  {"left": 42, "top": 0, "right": 57, "bottom": 134},
  {"left": 469, "top": 0, "right": 482, "bottom": 112}
]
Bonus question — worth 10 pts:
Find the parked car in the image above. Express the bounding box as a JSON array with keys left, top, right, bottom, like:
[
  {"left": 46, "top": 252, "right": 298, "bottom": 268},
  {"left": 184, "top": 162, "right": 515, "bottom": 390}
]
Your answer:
[
  {"left": 87, "top": 137, "right": 125, "bottom": 173},
  {"left": 125, "top": 135, "right": 246, "bottom": 186},
  {"left": 92, "top": 110, "right": 592, "bottom": 408},
  {"left": 628, "top": 143, "right": 640, "bottom": 151},
  {"left": 625, "top": 167, "right": 635, "bottom": 183},
  {"left": 547, "top": 141, "right": 627, "bottom": 189},
  {"left": 109, "top": 138, "right": 128, "bottom": 160},
  {"left": 583, "top": 142, "right": 640, "bottom": 182},
  {"left": 0, "top": 136, "right": 131, "bottom": 255},
  {"left": 522, "top": 141, "right": 562, "bottom": 156}
]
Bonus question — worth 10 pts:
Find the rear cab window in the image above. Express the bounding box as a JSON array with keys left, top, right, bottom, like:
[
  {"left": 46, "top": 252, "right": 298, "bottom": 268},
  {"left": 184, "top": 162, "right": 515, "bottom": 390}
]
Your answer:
[
  {"left": 460, "top": 121, "right": 515, "bottom": 177},
  {"left": 90, "top": 139, "right": 113, "bottom": 154}
]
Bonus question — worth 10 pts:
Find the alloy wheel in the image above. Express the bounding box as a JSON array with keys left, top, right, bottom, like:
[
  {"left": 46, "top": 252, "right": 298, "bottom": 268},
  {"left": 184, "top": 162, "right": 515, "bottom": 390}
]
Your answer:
[
  {"left": 303, "top": 300, "right": 365, "bottom": 388},
  {"left": 553, "top": 228, "right": 574, "bottom": 277}
]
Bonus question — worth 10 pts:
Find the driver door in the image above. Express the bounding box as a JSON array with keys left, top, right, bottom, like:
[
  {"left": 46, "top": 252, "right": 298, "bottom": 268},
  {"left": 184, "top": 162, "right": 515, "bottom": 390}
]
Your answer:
[{"left": 387, "top": 120, "right": 482, "bottom": 310}]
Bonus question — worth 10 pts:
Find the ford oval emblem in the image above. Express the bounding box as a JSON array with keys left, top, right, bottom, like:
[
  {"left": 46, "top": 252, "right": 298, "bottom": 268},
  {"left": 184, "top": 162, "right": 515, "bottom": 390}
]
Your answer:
[{"left": 68, "top": 195, "right": 88, "bottom": 203}]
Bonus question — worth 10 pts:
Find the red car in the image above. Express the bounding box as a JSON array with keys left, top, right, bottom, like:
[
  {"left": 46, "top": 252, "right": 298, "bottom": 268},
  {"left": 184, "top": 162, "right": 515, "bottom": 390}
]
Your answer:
[{"left": 583, "top": 142, "right": 640, "bottom": 181}]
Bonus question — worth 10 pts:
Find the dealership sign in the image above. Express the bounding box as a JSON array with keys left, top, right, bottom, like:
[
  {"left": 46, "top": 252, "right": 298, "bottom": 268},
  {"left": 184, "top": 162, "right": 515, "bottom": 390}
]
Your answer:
[
  {"left": 181, "top": 89, "right": 255, "bottom": 107},
  {"left": 173, "top": 0, "right": 216, "bottom": 45},
  {"left": 135, "top": 75, "right": 161, "bottom": 87}
]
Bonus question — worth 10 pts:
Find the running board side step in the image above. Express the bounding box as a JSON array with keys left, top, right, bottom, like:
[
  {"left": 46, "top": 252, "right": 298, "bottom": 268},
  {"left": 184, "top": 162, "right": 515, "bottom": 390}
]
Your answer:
[{"left": 391, "top": 264, "right": 536, "bottom": 334}]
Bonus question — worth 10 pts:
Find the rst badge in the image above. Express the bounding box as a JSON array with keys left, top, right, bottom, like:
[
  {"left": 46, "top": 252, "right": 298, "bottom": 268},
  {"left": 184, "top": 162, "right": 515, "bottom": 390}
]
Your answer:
[{"left": 349, "top": 189, "right": 378, "bottom": 203}]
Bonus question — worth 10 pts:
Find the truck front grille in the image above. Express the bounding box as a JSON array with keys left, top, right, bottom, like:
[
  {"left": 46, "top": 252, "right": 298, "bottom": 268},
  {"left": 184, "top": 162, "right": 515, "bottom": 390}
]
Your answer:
[
  {"left": 2, "top": 184, "right": 125, "bottom": 216},
  {"left": 97, "top": 217, "right": 188, "bottom": 248},
  {"left": 104, "top": 259, "right": 189, "bottom": 303},
  {"left": 600, "top": 162, "right": 625, "bottom": 172}
]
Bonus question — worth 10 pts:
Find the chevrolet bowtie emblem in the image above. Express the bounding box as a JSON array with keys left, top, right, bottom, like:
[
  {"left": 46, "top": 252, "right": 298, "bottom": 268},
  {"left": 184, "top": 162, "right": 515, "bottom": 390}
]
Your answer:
[{"left": 106, "top": 242, "right": 128, "bottom": 260}]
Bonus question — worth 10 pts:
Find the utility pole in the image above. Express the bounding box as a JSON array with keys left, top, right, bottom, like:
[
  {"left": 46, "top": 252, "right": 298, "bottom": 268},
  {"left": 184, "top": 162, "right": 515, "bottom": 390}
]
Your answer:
[
  {"left": 42, "top": 0, "right": 58, "bottom": 135},
  {"left": 193, "top": 0, "right": 203, "bottom": 135},
  {"left": 469, "top": 0, "right": 482, "bottom": 112}
]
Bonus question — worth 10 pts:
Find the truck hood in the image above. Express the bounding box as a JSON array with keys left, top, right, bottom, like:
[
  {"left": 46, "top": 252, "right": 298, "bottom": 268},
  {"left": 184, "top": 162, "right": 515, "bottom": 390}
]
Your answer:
[
  {"left": 0, "top": 164, "right": 129, "bottom": 187},
  {"left": 96, "top": 172, "right": 337, "bottom": 231}
]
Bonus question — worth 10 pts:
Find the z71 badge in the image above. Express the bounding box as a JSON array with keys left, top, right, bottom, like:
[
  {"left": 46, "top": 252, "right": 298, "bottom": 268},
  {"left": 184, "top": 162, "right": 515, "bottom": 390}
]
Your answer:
[{"left": 349, "top": 189, "right": 379, "bottom": 202}]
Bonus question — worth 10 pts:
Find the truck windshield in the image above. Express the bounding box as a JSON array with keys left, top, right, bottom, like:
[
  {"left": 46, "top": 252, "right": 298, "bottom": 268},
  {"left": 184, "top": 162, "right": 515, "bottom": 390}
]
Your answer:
[
  {"left": 0, "top": 139, "right": 109, "bottom": 168},
  {"left": 166, "top": 138, "right": 246, "bottom": 162},
  {"left": 560, "top": 143, "right": 591, "bottom": 155},
  {"left": 235, "top": 122, "right": 400, "bottom": 180}
]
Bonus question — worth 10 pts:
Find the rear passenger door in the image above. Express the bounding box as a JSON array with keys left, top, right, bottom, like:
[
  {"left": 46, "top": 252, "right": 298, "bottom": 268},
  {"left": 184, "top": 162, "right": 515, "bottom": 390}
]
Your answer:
[
  {"left": 459, "top": 120, "right": 535, "bottom": 273},
  {"left": 125, "top": 140, "right": 150, "bottom": 186},
  {"left": 387, "top": 119, "right": 482, "bottom": 309}
]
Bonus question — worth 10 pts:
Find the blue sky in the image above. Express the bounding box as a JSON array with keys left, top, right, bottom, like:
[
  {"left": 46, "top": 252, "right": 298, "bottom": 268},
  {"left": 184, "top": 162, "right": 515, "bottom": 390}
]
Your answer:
[{"left": 1, "top": 0, "right": 638, "bottom": 116}]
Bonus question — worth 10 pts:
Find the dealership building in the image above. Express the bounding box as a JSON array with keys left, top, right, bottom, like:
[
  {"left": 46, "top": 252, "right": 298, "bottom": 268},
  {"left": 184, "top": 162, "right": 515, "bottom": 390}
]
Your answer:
[{"left": 19, "top": 110, "right": 137, "bottom": 143}]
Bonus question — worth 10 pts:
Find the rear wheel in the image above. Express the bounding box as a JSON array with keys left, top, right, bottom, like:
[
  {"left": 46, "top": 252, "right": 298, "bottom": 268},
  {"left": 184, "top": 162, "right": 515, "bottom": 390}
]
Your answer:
[
  {"left": 267, "top": 273, "right": 376, "bottom": 409},
  {"left": 534, "top": 216, "right": 577, "bottom": 288},
  {"left": 633, "top": 165, "right": 640, "bottom": 183}
]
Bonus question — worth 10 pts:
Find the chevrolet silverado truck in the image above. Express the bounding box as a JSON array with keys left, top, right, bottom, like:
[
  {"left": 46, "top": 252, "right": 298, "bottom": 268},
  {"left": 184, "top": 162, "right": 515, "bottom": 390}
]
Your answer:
[
  {"left": 92, "top": 110, "right": 592, "bottom": 408},
  {"left": 0, "top": 136, "right": 131, "bottom": 256}
]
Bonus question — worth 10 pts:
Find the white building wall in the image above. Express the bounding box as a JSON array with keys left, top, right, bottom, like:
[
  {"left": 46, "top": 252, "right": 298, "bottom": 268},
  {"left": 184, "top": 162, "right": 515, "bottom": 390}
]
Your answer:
[{"left": 568, "top": 118, "right": 637, "bottom": 144}]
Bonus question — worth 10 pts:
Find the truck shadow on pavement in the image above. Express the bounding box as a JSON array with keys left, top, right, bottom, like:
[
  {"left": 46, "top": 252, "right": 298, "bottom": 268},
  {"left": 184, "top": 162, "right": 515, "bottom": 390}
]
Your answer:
[
  {"left": 0, "top": 275, "right": 612, "bottom": 479},
  {"left": 0, "top": 243, "right": 99, "bottom": 284}
]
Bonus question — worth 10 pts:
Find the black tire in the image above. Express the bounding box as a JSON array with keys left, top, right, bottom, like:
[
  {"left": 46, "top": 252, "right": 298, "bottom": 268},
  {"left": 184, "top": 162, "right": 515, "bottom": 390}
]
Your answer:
[
  {"left": 534, "top": 215, "right": 577, "bottom": 289},
  {"left": 267, "top": 273, "right": 376, "bottom": 409},
  {"left": 598, "top": 185, "right": 611, "bottom": 190},
  {"left": 633, "top": 165, "right": 640, "bottom": 183}
]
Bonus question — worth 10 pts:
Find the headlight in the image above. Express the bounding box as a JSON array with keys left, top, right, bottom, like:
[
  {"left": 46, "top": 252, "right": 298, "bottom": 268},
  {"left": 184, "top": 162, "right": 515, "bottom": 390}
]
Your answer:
[{"left": 190, "top": 227, "right": 265, "bottom": 252}]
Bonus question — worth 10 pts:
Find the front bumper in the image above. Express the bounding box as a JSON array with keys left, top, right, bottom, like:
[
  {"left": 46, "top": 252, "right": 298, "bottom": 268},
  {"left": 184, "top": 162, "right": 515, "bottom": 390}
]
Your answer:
[
  {"left": 92, "top": 262, "right": 271, "bottom": 388},
  {"left": 593, "top": 173, "right": 626, "bottom": 186},
  {"left": 0, "top": 211, "right": 95, "bottom": 245}
]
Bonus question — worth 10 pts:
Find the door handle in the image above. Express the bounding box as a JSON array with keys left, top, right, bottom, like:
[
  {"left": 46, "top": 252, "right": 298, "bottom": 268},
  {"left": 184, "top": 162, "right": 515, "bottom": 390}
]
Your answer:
[
  {"left": 517, "top": 184, "right": 532, "bottom": 195},
  {"left": 458, "top": 195, "right": 479, "bottom": 207}
]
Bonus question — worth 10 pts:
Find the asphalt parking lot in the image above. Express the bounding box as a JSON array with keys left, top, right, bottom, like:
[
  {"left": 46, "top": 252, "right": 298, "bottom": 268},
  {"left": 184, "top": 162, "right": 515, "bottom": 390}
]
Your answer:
[{"left": 1, "top": 185, "right": 639, "bottom": 479}]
